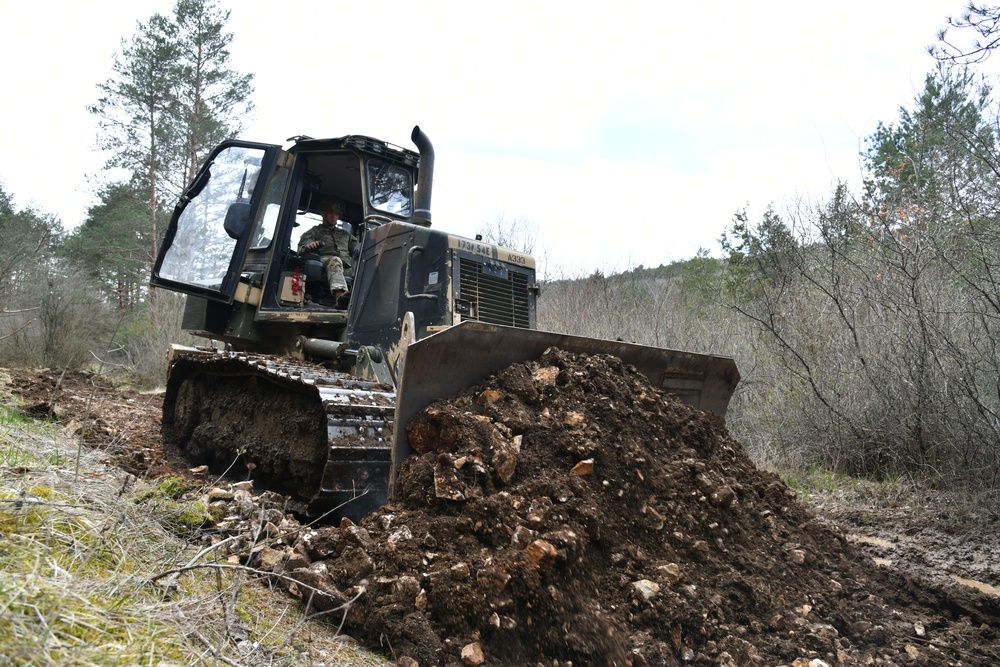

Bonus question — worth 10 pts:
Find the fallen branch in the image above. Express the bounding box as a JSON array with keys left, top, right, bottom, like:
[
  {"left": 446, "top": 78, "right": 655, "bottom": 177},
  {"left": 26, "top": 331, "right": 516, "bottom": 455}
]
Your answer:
[{"left": 150, "top": 561, "right": 366, "bottom": 614}]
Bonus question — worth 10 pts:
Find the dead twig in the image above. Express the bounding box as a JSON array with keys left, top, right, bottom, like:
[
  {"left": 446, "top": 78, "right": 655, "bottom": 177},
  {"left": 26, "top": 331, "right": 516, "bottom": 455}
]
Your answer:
[
  {"left": 48, "top": 368, "right": 67, "bottom": 419},
  {"left": 176, "top": 607, "right": 249, "bottom": 667},
  {"left": 0, "top": 317, "right": 36, "bottom": 342}
]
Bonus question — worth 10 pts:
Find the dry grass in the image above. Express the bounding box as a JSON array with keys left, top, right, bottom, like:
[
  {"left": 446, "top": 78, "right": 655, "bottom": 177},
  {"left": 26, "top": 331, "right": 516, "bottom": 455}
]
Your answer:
[{"left": 0, "top": 389, "right": 391, "bottom": 667}]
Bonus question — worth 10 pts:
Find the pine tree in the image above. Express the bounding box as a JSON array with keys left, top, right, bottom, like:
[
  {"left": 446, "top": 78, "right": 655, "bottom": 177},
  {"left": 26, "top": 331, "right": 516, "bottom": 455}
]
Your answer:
[
  {"left": 90, "top": 0, "right": 254, "bottom": 273},
  {"left": 89, "top": 13, "right": 178, "bottom": 234},
  {"left": 169, "top": 0, "right": 255, "bottom": 188},
  {"left": 62, "top": 182, "right": 153, "bottom": 311}
]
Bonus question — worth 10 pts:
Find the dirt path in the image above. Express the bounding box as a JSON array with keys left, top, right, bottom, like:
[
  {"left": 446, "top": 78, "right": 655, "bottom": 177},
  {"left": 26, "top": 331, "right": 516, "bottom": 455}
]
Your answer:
[
  {"left": 3, "top": 364, "right": 999, "bottom": 666},
  {"left": 808, "top": 491, "right": 1000, "bottom": 602}
]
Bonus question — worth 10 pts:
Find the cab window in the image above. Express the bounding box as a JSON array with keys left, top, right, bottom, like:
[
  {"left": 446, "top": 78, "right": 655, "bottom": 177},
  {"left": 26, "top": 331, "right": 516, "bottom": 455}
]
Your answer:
[
  {"left": 367, "top": 160, "right": 412, "bottom": 217},
  {"left": 250, "top": 166, "right": 290, "bottom": 250},
  {"left": 158, "top": 146, "right": 266, "bottom": 289}
]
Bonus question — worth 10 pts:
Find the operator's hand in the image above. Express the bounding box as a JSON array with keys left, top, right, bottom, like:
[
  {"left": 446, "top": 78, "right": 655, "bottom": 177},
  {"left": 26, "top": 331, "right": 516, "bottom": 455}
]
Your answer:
[{"left": 305, "top": 240, "right": 322, "bottom": 251}]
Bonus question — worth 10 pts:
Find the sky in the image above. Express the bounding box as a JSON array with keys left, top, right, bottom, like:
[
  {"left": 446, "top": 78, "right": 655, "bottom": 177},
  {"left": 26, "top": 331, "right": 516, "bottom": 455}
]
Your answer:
[{"left": 0, "top": 0, "right": 985, "bottom": 277}]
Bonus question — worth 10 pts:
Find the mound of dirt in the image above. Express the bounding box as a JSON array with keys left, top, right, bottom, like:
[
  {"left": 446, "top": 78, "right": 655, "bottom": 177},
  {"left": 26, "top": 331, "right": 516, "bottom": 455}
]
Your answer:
[{"left": 255, "top": 349, "right": 998, "bottom": 666}]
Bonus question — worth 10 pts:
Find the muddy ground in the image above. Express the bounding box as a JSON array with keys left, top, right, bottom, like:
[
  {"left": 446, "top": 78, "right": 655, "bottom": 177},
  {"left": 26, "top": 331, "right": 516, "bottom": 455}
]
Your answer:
[{"left": 3, "top": 359, "right": 1000, "bottom": 666}]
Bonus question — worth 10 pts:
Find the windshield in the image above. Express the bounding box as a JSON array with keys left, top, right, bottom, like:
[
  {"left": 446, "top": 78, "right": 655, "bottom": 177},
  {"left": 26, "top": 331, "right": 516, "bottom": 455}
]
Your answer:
[
  {"left": 158, "top": 146, "right": 266, "bottom": 289},
  {"left": 367, "top": 159, "right": 412, "bottom": 217}
]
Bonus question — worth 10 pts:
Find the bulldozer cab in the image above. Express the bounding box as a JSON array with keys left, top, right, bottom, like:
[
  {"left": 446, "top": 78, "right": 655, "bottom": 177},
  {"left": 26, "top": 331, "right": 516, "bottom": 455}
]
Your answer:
[
  {"left": 153, "top": 136, "right": 418, "bottom": 305},
  {"left": 150, "top": 134, "right": 431, "bottom": 353},
  {"left": 150, "top": 127, "right": 543, "bottom": 369}
]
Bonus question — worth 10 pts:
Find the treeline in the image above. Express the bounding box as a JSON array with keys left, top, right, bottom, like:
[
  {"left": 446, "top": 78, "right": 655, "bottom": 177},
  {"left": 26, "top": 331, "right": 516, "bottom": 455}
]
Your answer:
[{"left": 0, "top": 179, "right": 191, "bottom": 381}]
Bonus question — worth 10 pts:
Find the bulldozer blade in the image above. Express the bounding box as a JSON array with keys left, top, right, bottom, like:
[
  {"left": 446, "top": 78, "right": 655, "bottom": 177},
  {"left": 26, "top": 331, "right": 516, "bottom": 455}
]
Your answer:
[{"left": 390, "top": 321, "right": 740, "bottom": 496}]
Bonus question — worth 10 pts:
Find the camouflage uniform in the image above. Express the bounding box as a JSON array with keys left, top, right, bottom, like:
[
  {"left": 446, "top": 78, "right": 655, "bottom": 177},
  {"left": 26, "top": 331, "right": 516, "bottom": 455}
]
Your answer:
[{"left": 298, "top": 223, "right": 357, "bottom": 294}]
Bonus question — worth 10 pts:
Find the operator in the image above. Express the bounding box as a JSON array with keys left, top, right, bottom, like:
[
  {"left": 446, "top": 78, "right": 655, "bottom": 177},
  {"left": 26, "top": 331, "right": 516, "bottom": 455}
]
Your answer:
[{"left": 297, "top": 198, "right": 357, "bottom": 304}]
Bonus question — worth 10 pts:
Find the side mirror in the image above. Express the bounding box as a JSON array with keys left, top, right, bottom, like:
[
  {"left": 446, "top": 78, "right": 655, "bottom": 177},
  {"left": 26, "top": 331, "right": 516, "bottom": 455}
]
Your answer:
[{"left": 223, "top": 201, "right": 252, "bottom": 240}]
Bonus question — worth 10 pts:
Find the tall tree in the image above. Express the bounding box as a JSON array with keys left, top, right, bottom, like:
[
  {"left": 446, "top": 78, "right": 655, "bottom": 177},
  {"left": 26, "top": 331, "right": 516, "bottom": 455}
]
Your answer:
[
  {"left": 90, "top": 0, "right": 254, "bottom": 267},
  {"left": 169, "top": 0, "right": 255, "bottom": 188},
  {"left": 862, "top": 64, "right": 996, "bottom": 213},
  {"left": 89, "top": 13, "right": 178, "bottom": 237}
]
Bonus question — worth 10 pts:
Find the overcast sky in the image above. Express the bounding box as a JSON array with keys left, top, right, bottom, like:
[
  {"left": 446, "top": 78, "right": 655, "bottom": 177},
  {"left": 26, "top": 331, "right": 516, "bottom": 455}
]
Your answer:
[{"left": 0, "top": 1, "right": 983, "bottom": 276}]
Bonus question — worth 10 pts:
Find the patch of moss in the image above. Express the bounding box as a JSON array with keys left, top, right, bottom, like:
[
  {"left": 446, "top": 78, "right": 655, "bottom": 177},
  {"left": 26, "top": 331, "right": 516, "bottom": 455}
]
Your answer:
[
  {"left": 28, "top": 485, "right": 53, "bottom": 500},
  {"left": 157, "top": 477, "right": 190, "bottom": 500},
  {"left": 160, "top": 499, "right": 213, "bottom": 535},
  {"left": 133, "top": 476, "right": 190, "bottom": 502},
  {"left": 234, "top": 605, "right": 253, "bottom": 625}
]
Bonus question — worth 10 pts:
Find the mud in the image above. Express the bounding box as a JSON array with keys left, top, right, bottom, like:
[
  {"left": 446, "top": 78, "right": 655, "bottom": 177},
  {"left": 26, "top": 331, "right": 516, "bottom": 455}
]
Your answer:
[
  {"left": 3, "top": 368, "right": 176, "bottom": 478},
  {"left": 166, "top": 370, "right": 328, "bottom": 500},
  {"left": 811, "top": 495, "right": 1000, "bottom": 617},
  {"left": 4, "top": 359, "right": 1000, "bottom": 666}
]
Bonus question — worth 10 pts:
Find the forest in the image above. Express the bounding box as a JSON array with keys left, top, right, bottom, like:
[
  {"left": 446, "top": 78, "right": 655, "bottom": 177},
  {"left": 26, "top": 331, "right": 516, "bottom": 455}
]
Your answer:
[{"left": 3, "top": 0, "right": 1000, "bottom": 494}]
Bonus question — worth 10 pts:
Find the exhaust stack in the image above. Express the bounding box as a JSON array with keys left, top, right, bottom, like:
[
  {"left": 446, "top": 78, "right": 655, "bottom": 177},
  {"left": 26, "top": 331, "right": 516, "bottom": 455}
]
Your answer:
[{"left": 411, "top": 126, "right": 434, "bottom": 227}]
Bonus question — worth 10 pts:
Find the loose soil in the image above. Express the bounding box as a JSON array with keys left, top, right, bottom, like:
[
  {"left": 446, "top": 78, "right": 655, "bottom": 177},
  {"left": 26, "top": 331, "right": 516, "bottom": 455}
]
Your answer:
[{"left": 3, "top": 354, "right": 1000, "bottom": 667}]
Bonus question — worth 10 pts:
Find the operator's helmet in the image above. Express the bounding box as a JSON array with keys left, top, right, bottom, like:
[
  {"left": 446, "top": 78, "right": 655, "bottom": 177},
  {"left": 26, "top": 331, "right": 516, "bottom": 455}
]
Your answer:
[{"left": 319, "top": 198, "right": 344, "bottom": 216}]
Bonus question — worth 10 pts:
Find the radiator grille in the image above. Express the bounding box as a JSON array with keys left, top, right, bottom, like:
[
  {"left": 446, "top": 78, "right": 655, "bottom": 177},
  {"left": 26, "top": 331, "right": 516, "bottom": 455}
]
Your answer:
[{"left": 458, "top": 257, "right": 531, "bottom": 328}]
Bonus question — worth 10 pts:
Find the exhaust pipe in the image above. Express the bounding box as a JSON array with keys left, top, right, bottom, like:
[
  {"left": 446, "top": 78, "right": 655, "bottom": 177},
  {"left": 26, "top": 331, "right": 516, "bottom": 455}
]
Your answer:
[{"left": 411, "top": 125, "right": 433, "bottom": 227}]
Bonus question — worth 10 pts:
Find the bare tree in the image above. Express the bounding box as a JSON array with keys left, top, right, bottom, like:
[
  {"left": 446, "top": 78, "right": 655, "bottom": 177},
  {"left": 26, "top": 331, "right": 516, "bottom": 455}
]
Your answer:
[{"left": 477, "top": 213, "right": 539, "bottom": 254}]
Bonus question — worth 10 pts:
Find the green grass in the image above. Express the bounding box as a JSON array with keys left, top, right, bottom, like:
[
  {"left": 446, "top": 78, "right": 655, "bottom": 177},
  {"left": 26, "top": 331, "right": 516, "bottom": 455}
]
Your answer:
[
  {"left": 0, "top": 440, "right": 33, "bottom": 468},
  {"left": 0, "top": 403, "right": 34, "bottom": 469},
  {"left": 778, "top": 464, "right": 856, "bottom": 495},
  {"left": 0, "top": 433, "right": 193, "bottom": 663},
  {"left": 771, "top": 460, "right": 1000, "bottom": 524},
  {"left": 0, "top": 404, "right": 29, "bottom": 426}
]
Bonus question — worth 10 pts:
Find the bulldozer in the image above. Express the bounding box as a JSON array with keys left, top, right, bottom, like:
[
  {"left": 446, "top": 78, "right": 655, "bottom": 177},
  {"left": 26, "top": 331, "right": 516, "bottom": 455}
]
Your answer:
[{"left": 151, "top": 126, "right": 740, "bottom": 521}]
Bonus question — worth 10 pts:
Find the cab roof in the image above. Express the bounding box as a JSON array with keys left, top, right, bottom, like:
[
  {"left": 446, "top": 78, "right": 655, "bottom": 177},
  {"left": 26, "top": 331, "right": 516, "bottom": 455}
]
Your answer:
[{"left": 287, "top": 134, "right": 420, "bottom": 169}]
